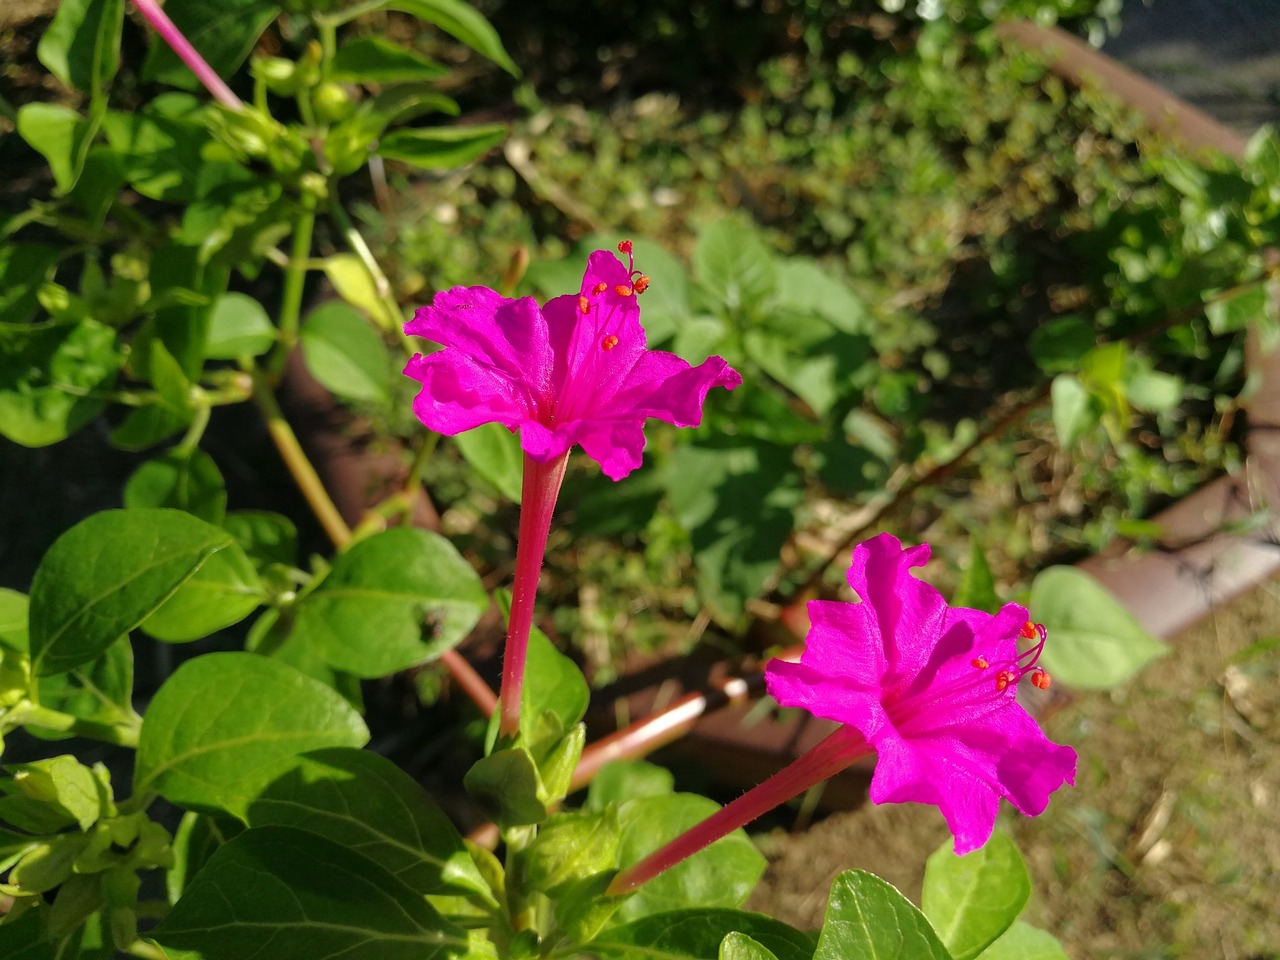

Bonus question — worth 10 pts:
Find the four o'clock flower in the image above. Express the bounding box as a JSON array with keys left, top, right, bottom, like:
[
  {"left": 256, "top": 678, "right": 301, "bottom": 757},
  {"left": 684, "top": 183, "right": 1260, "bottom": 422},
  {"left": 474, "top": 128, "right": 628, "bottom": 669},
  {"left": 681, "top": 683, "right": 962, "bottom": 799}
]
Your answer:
[
  {"left": 609, "top": 533, "right": 1075, "bottom": 893},
  {"left": 405, "top": 243, "right": 740, "bottom": 736}
]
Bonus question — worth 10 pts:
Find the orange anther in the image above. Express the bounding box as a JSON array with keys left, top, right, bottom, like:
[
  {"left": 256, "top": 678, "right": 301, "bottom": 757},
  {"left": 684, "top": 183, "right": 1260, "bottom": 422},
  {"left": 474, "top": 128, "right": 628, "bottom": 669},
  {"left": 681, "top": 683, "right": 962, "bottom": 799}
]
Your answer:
[
  {"left": 633, "top": 274, "right": 651, "bottom": 294},
  {"left": 618, "top": 239, "right": 633, "bottom": 254},
  {"left": 578, "top": 295, "right": 590, "bottom": 315},
  {"left": 970, "top": 657, "right": 989, "bottom": 670},
  {"left": 601, "top": 334, "right": 619, "bottom": 351},
  {"left": 995, "top": 670, "right": 1014, "bottom": 693},
  {"left": 593, "top": 282, "right": 608, "bottom": 294},
  {"left": 614, "top": 284, "right": 634, "bottom": 297},
  {"left": 1020, "top": 621, "right": 1039, "bottom": 640},
  {"left": 1031, "top": 670, "right": 1052, "bottom": 690}
]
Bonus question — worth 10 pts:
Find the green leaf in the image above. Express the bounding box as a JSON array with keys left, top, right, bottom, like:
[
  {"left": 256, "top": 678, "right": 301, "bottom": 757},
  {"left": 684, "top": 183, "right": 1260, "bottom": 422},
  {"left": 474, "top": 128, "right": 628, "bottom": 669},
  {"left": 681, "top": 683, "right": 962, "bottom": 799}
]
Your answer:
[
  {"left": 976, "top": 921, "right": 1070, "bottom": 960},
  {"left": 330, "top": 36, "right": 448, "bottom": 83},
  {"left": 922, "top": 834, "right": 1030, "bottom": 960},
  {"left": 320, "top": 256, "right": 399, "bottom": 330},
  {"left": 29, "top": 509, "right": 235, "bottom": 675},
  {"left": 34, "top": 637, "right": 135, "bottom": 739},
  {"left": 721, "top": 932, "right": 781, "bottom": 960},
  {"left": 1050, "top": 373, "right": 1093, "bottom": 449},
  {"left": 744, "top": 317, "right": 869, "bottom": 416},
  {"left": 110, "top": 404, "right": 188, "bottom": 451},
  {"left": 523, "top": 809, "right": 619, "bottom": 896},
  {"left": 101, "top": 94, "right": 232, "bottom": 202},
  {"left": 385, "top": 0, "right": 519, "bottom": 75},
  {"left": 1124, "top": 367, "right": 1182, "bottom": 414},
  {"left": 0, "top": 588, "right": 29, "bottom": 652},
  {"left": 166, "top": 811, "right": 231, "bottom": 905},
  {"left": 377, "top": 123, "right": 507, "bottom": 170},
  {"left": 693, "top": 220, "right": 777, "bottom": 317},
  {"left": 38, "top": 0, "right": 125, "bottom": 95},
  {"left": 953, "top": 539, "right": 1000, "bottom": 614},
  {"left": 291, "top": 527, "right": 487, "bottom": 678},
  {"left": 814, "top": 870, "right": 951, "bottom": 960},
  {"left": 246, "top": 747, "right": 490, "bottom": 899},
  {"left": 592, "top": 910, "right": 814, "bottom": 960},
  {"left": 134, "top": 652, "right": 369, "bottom": 816},
  {"left": 140, "top": 540, "right": 264, "bottom": 642},
  {"left": 455, "top": 423, "right": 523, "bottom": 502},
  {"left": 0, "top": 907, "right": 56, "bottom": 959},
  {"left": 520, "top": 622, "right": 590, "bottom": 749},
  {"left": 1029, "top": 315, "right": 1096, "bottom": 374},
  {"left": 773, "top": 258, "right": 869, "bottom": 333},
  {"left": 300, "top": 301, "right": 393, "bottom": 403},
  {"left": 463, "top": 746, "right": 549, "bottom": 828},
  {"left": 0, "top": 319, "right": 122, "bottom": 448},
  {"left": 0, "top": 244, "right": 61, "bottom": 324},
  {"left": 222, "top": 511, "right": 297, "bottom": 571},
  {"left": 1206, "top": 284, "right": 1267, "bottom": 335},
  {"left": 205, "top": 292, "right": 276, "bottom": 359},
  {"left": 153, "top": 826, "right": 468, "bottom": 960},
  {"left": 16, "top": 103, "right": 95, "bottom": 193},
  {"left": 124, "top": 449, "right": 228, "bottom": 524},
  {"left": 585, "top": 761, "right": 675, "bottom": 812},
  {"left": 0, "top": 756, "right": 104, "bottom": 832},
  {"left": 142, "top": 0, "right": 282, "bottom": 89},
  {"left": 614, "top": 794, "right": 766, "bottom": 924},
  {"left": 1029, "top": 566, "right": 1168, "bottom": 689}
]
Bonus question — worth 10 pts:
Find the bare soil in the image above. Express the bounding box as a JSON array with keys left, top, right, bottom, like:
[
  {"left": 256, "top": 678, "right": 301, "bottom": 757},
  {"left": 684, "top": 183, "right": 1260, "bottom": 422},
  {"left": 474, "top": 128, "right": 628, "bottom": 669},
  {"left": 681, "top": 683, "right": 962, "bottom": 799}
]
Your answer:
[{"left": 747, "top": 577, "right": 1280, "bottom": 959}]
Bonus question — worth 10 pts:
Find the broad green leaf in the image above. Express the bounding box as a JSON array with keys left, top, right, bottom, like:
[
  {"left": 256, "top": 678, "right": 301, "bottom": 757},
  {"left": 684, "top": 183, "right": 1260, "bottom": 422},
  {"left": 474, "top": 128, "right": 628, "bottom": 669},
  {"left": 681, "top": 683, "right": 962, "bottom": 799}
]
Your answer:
[
  {"left": 464, "top": 745, "right": 549, "bottom": 828},
  {"left": 247, "top": 748, "right": 489, "bottom": 899},
  {"left": 1206, "top": 284, "right": 1267, "bottom": 335},
  {"left": 38, "top": 0, "right": 125, "bottom": 95},
  {"left": 29, "top": 509, "right": 234, "bottom": 675},
  {"left": 922, "top": 834, "right": 1030, "bottom": 960},
  {"left": 385, "top": 0, "right": 519, "bottom": 75},
  {"left": 693, "top": 220, "right": 777, "bottom": 317},
  {"left": 222, "top": 511, "right": 297, "bottom": 571},
  {"left": 0, "top": 588, "right": 29, "bottom": 652},
  {"left": 205, "top": 292, "right": 276, "bottom": 359},
  {"left": 142, "top": 0, "right": 282, "bottom": 89},
  {"left": 1124, "top": 367, "right": 1182, "bottom": 413},
  {"left": 1029, "top": 315, "right": 1096, "bottom": 373},
  {"left": 977, "top": 921, "right": 1070, "bottom": 960},
  {"left": 300, "top": 301, "right": 393, "bottom": 403},
  {"left": 953, "top": 539, "right": 1000, "bottom": 614},
  {"left": 124, "top": 449, "right": 228, "bottom": 524},
  {"left": 153, "top": 826, "right": 468, "bottom": 960},
  {"left": 330, "top": 37, "right": 448, "bottom": 83},
  {"left": 1050, "top": 373, "right": 1093, "bottom": 449},
  {"left": 1029, "top": 566, "right": 1168, "bottom": 689},
  {"left": 523, "top": 809, "right": 619, "bottom": 896},
  {"left": 614, "top": 794, "right": 766, "bottom": 924},
  {"left": 585, "top": 760, "right": 674, "bottom": 813},
  {"left": 0, "top": 756, "right": 104, "bottom": 832},
  {"left": 0, "top": 244, "right": 61, "bottom": 324},
  {"left": 519, "top": 621, "right": 590, "bottom": 748},
  {"left": 102, "top": 94, "right": 232, "bottom": 202},
  {"left": 0, "top": 908, "right": 55, "bottom": 959},
  {"left": 744, "top": 317, "right": 869, "bottom": 417},
  {"left": 291, "top": 528, "right": 487, "bottom": 678},
  {"left": 814, "top": 870, "right": 951, "bottom": 960},
  {"left": 0, "top": 319, "right": 122, "bottom": 448},
  {"left": 721, "top": 932, "right": 781, "bottom": 960},
  {"left": 141, "top": 541, "right": 264, "bottom": 642},
  {"left": 592, "top": 910, "right": 814, "bottom": 960},
  {"left": 110, "top": 404, "right": 188, "bottom": 451},
  {"left": 166, "top": 811, "right": 231, "bottom": 905},
  {"left": 773, "top": 258, "right": 869, "bottom": 333},
  {"left": 321, "top": 256, "right": 399, "bottom": 330},
  {"left": 134, "top": 653, "right": 369, "bottom": 815},
  {"left": 455, "top": 423, "right": 523, "bottom": 502},
  {"left": 34, "top": 637, "right": 135, "bottom": 739},
  {"left": 16, "top": 103, "right": 94, "bottom": 193},
  {"left": 377, "top": 123, "right": 507, "bottom": 170}
]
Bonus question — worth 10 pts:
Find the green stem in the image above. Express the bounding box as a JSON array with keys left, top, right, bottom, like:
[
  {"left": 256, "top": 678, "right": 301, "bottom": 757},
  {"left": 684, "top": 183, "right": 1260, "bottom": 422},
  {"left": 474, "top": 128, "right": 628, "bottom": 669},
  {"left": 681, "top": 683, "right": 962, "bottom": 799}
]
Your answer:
[
  {"left": 249, "top": 365, "right": 353, "bottom": 547},
  {"left": 5, "top": 702, "right": 141, "bottom": 748},
  {"left": 316, "top": 0, "right": 388, "bottom": 27},
  {"left": 273, "top": 201, "right": 318, "bottom": 373},
  {"left": 175, "top": 393, "right": 211, "bottom": 456}
]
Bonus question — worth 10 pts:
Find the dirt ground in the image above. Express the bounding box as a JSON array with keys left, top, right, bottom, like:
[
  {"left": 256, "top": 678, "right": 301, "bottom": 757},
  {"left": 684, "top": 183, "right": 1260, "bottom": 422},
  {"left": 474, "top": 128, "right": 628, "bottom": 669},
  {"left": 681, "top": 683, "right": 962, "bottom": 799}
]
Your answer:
[{"left": 747, "top": 576, "right": 1280, "bottom": 959}]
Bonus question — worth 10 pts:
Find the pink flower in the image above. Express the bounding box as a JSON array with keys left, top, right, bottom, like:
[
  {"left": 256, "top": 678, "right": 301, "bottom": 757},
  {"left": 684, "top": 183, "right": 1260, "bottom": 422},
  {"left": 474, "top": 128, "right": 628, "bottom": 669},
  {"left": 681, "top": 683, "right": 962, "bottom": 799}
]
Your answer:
[
  {"left": 404, "top": 243, "right": 742, "bottom": 480},
  {"left": 766, "top": 532, "right": 1077, "bottom": 854}
]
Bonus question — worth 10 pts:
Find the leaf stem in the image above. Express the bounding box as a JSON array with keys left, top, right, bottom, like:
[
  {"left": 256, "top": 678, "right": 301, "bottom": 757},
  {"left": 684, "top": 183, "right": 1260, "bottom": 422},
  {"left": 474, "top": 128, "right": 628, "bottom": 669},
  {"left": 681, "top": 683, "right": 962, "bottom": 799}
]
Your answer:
[
  {"left": 274, "top": 200, "right": 318, "bottom": 369},
  {"left": 248, "top": 365, "right": 353, "bottom": 547},
  {"left": 4, "top": 702, "right": 141, "bottom": 748}
]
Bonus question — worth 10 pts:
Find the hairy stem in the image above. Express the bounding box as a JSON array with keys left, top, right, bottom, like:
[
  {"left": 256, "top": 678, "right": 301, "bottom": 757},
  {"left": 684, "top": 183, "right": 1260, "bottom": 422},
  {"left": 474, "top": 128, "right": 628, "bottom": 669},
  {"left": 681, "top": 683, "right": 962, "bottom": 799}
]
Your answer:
[{"left": 131, "top": 0, "right": 243, "bottom": 110}]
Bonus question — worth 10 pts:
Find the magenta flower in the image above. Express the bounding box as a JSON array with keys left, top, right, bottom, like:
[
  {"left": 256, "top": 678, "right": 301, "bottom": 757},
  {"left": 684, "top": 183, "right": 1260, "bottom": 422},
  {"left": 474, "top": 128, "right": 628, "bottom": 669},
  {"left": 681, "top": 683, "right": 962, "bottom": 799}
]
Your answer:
[
  {"left": 404, "top": 242, "right": 741, "bottom": 481},
  {"left": 765, "top": 532, "right": 1077, "bottom": 854},
  {"left": 609, "top": 533, "right": 1075, "bottom": 894}
]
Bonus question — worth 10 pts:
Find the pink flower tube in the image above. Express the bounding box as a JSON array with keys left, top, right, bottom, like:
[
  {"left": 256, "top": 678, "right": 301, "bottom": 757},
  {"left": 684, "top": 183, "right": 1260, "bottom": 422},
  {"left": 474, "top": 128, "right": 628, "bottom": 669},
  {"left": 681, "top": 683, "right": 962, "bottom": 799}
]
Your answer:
[
  {"left": 609, "top": 533, "right": 1076, "bottom": 893},
  {"left": 132, "top": 0, "right": 243, "bottom": 110},
  {"left": 405, "top": 243, "right": 741, "bottom": 736}
]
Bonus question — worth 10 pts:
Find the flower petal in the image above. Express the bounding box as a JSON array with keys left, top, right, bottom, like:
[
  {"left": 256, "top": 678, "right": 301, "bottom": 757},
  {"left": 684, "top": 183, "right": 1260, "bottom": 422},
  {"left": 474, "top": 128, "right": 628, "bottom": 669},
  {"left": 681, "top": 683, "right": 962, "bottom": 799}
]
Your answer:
[
  {"left": 404, "top": 352, "right": 533, "bottom": 436},
  {"left": 765, "top": 660, "right": 891, "bottom": 741},
  {"left": 795, "top": 598, "right": 886, "bottom": 685}
]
